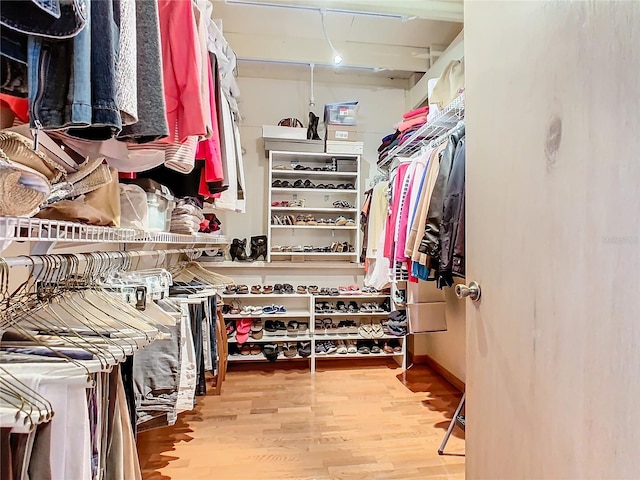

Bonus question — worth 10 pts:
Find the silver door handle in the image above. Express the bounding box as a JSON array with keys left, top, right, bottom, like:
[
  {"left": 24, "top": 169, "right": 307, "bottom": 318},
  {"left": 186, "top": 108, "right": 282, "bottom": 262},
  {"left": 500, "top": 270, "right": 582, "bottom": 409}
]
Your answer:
[{"left": 455, "top": 281, "right": 481, "bottom": 302}]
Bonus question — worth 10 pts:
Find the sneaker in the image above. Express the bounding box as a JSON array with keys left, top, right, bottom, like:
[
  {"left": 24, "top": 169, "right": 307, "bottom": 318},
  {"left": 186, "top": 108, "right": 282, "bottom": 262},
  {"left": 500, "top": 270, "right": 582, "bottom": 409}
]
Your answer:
[
  {"left": 325, "top": 340, "right": 338, "bottom": 354},
  {"left": 315, "top": 342, "right": 327, "bottom": 355}
]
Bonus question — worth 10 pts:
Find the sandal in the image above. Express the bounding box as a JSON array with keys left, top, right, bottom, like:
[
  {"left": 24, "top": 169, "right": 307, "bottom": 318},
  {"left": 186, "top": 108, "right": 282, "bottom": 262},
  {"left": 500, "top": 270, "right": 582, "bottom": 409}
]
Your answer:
[
  {"left": 358, "top": 323, "right": 374, "bottom": 339},
  {"left": 335, "top": 216, "right": 347, "bottom": 226},
  {"left": 290, "top": 198, "right": 306, "bottom": 207},
  {"left": 296, "top": 215, "right": 306, "bottom": 225},
  {"left": 293, "top": 179, "right": 304, "bottom": 188},
  {"left": 370, "top": 342, "right": 382, "bottom": 354},
  {"left": 286, "top": 321, "right": 299, "bottom": 332},
  {"left": 273, "top": 284, "right": 283, "bottom": 294},
  {"left": 303, "top": 179, "right": 316, "bottom": 188},
  {"left": 237, "top": 285, "right": 249, "bottom": 294},
  {"left": 345, "top": 218, "right": 356, "bottom": 227},
  {"left": 282, "top": 342, "right": 297, "bottom": 358},
  {"left": 297, "top": 322, "right": 309, "bottom": 332},
  {"left": 263, "top": 285, "right": 274, "bottom": 294},
  {"left": 371, "top": 323, "right": 384, "bottom": 338},
  {"left": 305, "top": 215, "right": 317, "bottom": 226},
  {"left": 357, "top": 342, "right": 370, "bottom": 354},
  {"left": 298, "top": 341, "right": 312, "bottom": 357},
  {"left": 251, "top": 285, "right": 262, "bottom": 294},
  {"left": 308, "top": 285, "right": 319, "bottom": 295},
  {"left": 348, "top": 301, "right": 359, "bottom": 313},
  {"left": 251, "top": 320, "right": 263, "bottom": 340},
  {"left": 271, "top": 180, "right": 283, "bottom": 187},
  {"left": 240, "top": 344, "right": 251, "bottom": 355},
  {"left": 223, "top": 285, "right": 237, "bottom": 295},
  {"left": 230, "top": 300, "right": 241, "bottom": 315},
  {"left": 250, "top": 344, "right": 261, "bottom": 355},
  {"left": 346, "top": 340, "right": 357, "bottom": 354},
  {"left": 296, "top": 285, "right": 307, "bottom": 294}
]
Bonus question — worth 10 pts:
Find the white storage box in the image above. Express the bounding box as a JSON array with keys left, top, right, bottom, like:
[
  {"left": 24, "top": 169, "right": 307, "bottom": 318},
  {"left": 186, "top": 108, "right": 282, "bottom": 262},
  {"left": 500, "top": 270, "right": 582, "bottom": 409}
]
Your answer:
[
  {"left": 262, "top": 125, "right": 307, "bottom": 140},
  {"left": 264, "top": 138, "right": 324, "bottom": 154},
  {"left": 325, "top": 140, "right": 364, "bottom": 155},
  {"left": 408, "top": 302, "right": 447, "bottom": 333}
]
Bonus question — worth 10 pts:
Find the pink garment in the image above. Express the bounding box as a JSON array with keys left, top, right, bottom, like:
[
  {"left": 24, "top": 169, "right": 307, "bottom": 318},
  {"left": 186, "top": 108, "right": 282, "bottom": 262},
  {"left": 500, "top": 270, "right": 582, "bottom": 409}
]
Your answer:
[
  {"left": 196, "top": 54, "right": 224, "bottom": 183},
  {"left": 397, "top": 115, "right": 427, "bottom": 133},
  {"left": 395, "top": 162, "right": 416, "bottom": 261},
  {"left": 384, "top": 163, "right": 409, "bottom": 262},
  {"left": 157, "top": 0, "right": 207, "bottom": 143},
  {"left": 403, "top": 105, "right": 429, "bottom": 119}
]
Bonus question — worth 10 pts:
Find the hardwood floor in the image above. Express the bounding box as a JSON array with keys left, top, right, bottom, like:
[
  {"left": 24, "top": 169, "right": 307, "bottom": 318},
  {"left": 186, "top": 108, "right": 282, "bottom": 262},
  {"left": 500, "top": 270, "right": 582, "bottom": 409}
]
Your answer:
[{"left": 137, "top": 360, "right": 465, "bottom": 480}]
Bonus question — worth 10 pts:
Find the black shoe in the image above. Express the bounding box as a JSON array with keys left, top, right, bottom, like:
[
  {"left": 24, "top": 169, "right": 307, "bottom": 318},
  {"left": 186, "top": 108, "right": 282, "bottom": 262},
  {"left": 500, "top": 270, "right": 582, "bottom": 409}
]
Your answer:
[
  {"left": 249, "top": 235, "right": 268, "bottom": 261},
  {"left": 230, "top": 238, "right": 254, "bottom": 262},
  {"left": 307, "top": 112, "right": 321, "bottom": 141}
]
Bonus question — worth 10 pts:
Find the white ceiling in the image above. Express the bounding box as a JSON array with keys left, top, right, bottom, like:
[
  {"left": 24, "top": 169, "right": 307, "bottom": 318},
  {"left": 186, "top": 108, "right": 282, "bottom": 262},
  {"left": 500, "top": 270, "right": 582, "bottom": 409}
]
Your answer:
[{"left": 212, "top": 0, "right": 463, "bottom": 78}]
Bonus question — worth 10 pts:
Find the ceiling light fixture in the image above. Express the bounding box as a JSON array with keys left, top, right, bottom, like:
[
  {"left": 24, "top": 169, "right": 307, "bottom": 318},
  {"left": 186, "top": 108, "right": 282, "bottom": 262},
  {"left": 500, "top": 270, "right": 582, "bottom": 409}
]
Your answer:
[{"left": 320, "top": 9, "right": 343, "bottom": 66}]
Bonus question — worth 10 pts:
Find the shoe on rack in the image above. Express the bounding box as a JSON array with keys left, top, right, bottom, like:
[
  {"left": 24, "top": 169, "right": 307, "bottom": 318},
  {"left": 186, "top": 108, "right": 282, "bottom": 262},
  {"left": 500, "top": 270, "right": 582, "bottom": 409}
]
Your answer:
[
  {"left": 356, "top": 341, "right": 370, "bottom": 354},
  {"left": 286, "top": 321, "right": 299, "bottom": 333},
  {"left": 370, "top": 341, "right": 382, "bottom": 354},
  {"left": 298, "top": 341, "right": 312, "bottom": 358},
  {"left": 315, "top": 342, "right": 327, "bottom": 355},
  {"left": 324, "top": 340, "right": 338, "bottom": 354},
  {"left": 282, "top": 342, "right": 297, "bottom": 358},
  {"left": 230, "top": 238, "right": 254, "bottom": 262},
  {"left": 250, "top": 235, "right": 268, "bottom": 261},
  {"left": 346, "top": 340, "right": 358, "bottom": 354},
  {"left": 263, "top": 343, "right": 279, "bottom": 362},
  {"left": 250, "top": 320, "right": 263, "bottom": 340},
  {"left": 336, "top": 339, "right": 347, "bottom": 354},
  {"left": 251, "top": 285, "right": 262, "bottom": 294}
]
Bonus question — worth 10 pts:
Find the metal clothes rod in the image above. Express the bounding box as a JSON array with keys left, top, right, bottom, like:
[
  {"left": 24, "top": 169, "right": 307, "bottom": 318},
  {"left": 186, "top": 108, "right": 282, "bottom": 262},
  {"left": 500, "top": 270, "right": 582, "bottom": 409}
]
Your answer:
[{"left": 2, "top": 248, "right": 208, "bottom": 269}]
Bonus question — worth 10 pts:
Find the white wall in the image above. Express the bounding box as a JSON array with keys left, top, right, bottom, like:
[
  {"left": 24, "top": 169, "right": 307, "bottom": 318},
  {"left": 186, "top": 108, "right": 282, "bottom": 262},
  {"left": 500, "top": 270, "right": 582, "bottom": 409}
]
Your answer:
[{"left": 214, "top": 73, "right": 407, "bottom": 241}]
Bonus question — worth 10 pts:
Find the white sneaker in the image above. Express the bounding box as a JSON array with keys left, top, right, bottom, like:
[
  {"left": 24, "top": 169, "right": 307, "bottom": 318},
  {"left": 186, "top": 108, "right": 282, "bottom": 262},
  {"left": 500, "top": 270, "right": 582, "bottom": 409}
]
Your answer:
[{"left": 336, "top": 339, "right": 347, "bottom": 354}]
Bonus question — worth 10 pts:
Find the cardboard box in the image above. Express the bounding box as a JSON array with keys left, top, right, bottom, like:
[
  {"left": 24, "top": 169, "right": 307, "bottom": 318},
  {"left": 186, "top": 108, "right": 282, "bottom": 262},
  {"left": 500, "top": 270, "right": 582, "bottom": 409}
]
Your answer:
[
  {"left": 408, "top": 302, "right": 447, "bottom": 333},
  {"left": 262, "top": 125, "right": 307, "bottom": 140},
  {"left": 325, "top": 140, "right": 364, "bottom": 155},
  {"left": 325, "top": 124, "right": 360, "bottom": 142}
]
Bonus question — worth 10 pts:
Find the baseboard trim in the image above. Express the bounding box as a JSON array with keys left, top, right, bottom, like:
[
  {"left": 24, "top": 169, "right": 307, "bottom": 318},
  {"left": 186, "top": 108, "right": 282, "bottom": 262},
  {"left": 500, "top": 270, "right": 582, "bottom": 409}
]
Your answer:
[{"left": 413, "top": 354, "right": 465, "bottom": 393}]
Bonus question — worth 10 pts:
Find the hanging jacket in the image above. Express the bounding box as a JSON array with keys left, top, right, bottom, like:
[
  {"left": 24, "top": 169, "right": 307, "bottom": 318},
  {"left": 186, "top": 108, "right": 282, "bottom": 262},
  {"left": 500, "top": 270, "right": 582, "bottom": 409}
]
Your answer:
[
  {"left": 438, "top": 137, "right": 465, "bottom": 288},
  {"left": 418, "top": 122, "right": 465, "bottom": 266}
]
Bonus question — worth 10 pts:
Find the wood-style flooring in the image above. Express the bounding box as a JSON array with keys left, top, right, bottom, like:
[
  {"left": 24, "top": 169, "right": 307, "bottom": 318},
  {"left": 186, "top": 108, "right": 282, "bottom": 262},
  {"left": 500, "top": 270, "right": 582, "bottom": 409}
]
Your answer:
[{"left": 137, "top": 360, "right": 465, "bottom": 480}]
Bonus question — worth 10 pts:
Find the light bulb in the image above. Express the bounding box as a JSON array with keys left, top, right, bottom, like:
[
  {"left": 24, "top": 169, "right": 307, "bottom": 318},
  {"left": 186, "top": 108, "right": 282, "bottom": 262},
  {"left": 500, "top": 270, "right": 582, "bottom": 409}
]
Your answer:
[{"left": 333, "top": 53, "right": 343, "bottom": 65}]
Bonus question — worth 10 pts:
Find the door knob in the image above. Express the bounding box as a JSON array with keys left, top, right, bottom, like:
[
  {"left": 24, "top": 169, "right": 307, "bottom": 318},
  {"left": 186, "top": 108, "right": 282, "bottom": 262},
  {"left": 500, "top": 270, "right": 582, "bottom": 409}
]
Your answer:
[{"left": 455, "top": 281, "right": 481, "bottom": 302}]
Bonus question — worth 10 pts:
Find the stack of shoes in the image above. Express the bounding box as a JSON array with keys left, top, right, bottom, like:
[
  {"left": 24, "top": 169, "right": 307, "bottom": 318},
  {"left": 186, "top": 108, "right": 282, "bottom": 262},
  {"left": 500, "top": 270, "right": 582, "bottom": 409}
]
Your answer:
[{"left": 386, "top": 310, "right": 407, "bottom": 336}]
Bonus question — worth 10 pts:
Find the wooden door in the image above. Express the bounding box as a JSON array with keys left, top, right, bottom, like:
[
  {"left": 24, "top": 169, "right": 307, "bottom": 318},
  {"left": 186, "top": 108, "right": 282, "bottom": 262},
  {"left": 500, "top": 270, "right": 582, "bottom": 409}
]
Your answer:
[{"left": 464, "top": 2, "right": 640, "bottom": 478}]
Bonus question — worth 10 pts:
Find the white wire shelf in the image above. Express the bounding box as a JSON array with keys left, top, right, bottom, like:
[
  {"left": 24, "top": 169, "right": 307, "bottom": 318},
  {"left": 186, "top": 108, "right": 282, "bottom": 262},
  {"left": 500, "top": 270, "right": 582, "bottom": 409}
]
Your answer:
[
  {"left": 378, "top": 93, "right": 465, "bottom": 169},
  {"left": 0, "top": 216, "right": 229, "bottom": 246}
]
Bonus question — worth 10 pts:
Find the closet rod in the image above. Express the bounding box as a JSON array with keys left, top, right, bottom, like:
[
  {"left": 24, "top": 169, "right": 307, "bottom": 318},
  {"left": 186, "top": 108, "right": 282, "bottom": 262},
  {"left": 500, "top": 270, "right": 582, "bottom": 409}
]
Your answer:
[{"left": 2, "top": 248, "right": 208, "bottom": 269}]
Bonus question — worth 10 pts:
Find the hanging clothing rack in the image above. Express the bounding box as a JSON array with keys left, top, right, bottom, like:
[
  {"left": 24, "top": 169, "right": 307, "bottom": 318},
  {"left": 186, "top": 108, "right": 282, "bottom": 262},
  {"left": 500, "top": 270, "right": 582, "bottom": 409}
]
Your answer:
[{"left": 377, "top": 93, "right": 465, "bottom": 170}]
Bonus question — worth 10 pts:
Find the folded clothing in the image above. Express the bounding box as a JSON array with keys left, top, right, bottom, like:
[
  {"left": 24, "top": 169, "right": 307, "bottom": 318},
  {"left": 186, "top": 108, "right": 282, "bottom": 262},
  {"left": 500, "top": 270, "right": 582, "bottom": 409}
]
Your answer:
[
  {"left": 403, "top": 105, "right": 429, "bottom": 119},
  {"left": 396, "top": 115, "right": 427, "bottom": 133}
]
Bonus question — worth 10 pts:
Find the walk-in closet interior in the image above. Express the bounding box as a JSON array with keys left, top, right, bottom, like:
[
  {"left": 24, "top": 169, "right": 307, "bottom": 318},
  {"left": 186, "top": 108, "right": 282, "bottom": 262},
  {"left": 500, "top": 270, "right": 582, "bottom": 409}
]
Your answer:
[
  {"left": 3, "top": 1, "right": 467, "bottom": 478},
  {"left": 5, "top": 0, "right": 636, "bottom": 479}
]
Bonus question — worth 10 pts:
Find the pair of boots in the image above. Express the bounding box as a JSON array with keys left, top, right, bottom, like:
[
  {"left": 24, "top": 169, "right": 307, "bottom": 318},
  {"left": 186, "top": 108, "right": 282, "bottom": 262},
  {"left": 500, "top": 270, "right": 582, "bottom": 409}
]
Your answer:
[{"left": 230, "top": 236, "right": 267, "bottom": 261}]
